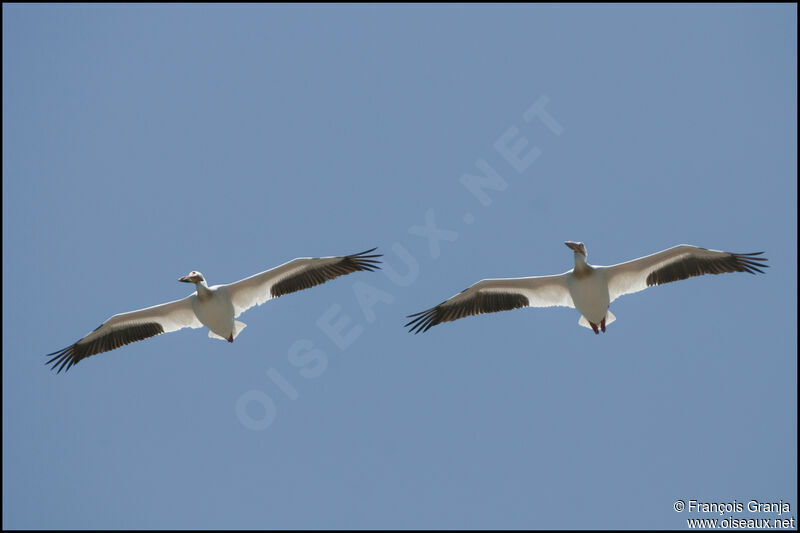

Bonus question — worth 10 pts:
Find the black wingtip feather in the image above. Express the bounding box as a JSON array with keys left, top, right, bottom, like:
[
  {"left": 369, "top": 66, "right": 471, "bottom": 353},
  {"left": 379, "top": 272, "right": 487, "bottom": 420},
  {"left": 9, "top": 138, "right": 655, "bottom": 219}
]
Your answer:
[
  {"left": 269, "top": 248, "right": 383, "bottom": 298},
  {"left": 405, "top": 292, "right": 529, "bottom": 334},
  {"left": 45, "top": 322, "right": 165, "bottom": 373},
  {"left": 645, "top": 251, "right": 769, "bottom": 287}
]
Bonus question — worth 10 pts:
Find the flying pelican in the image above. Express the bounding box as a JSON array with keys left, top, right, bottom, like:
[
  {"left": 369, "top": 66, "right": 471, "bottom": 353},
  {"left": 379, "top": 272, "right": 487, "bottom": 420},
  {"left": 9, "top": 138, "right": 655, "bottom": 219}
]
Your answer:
[
  {"left": 405, "top": 242, "right": 767, "bottom": 335},
  {"left": 46, "top": 248, "right": 382, "bottom": 372}
]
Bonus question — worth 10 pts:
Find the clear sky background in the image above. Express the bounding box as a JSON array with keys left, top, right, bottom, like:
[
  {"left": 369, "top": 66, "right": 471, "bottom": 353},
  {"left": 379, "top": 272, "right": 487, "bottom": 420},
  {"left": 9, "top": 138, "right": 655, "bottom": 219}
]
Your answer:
[{"left": 3, "top": 4, "right": 796, "bottom": 530}]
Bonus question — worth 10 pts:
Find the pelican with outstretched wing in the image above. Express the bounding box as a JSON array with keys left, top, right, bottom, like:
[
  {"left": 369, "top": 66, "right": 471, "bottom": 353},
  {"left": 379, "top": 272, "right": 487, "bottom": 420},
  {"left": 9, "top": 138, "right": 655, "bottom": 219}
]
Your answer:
[
  {"left": 47, "top": 249, "right": 382, "bottom": 372},
  {"left": 405, "top": 242, "right": 767, "bottom": 334}
]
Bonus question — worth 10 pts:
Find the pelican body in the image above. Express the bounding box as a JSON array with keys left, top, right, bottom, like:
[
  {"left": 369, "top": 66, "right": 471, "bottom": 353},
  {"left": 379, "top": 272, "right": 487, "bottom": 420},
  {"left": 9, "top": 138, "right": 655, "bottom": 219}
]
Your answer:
[
  {"left": 406, "top": 241, "right": 768, "bottom": 334},
  {"left": 564, "top": 242, "right": 612, "bottom": 333},
  {"left": 178, "top": 272, "right": 240, "bottom": 343}
]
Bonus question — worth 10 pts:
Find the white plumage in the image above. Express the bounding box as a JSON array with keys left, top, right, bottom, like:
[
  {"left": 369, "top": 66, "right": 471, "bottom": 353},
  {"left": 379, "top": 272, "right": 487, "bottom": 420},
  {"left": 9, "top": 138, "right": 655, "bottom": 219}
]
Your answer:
[
  {"left": 406, "top": 242, "right": 767, "bottom": 334},
  {"left": 47, "top": 249, "right": 381, "bottom": 372}
]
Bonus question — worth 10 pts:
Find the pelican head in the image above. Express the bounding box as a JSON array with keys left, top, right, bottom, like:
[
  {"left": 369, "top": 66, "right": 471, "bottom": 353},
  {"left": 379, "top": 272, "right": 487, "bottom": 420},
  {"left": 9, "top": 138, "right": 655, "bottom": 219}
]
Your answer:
[
  {"left": 178, "top": 271, "right": 205, "bottom": 284},
  {"left": 564, "top": 241, "right": 587, "bottom": 257}
]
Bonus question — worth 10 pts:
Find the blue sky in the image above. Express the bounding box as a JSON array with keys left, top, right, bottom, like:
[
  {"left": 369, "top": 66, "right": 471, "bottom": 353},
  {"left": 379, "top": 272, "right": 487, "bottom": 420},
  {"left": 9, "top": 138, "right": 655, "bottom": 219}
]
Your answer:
[{"left": 3, "top": 4, "right": 796, "bottom": 529}]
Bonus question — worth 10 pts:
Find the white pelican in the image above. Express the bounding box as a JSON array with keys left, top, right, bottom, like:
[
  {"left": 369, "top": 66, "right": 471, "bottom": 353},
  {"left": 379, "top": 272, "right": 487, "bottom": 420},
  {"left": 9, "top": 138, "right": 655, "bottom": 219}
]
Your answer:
[
  {"left": 405, "top": 242, "right": 768, "bottom": 334},
  {"left": 46, "top": 248, "right": 382, "bottom": 372}
]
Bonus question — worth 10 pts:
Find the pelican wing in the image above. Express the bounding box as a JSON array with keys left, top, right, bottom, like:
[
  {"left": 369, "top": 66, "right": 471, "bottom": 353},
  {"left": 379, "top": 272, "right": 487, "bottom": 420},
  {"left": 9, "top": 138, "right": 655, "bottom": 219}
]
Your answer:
[
  {"left": 406, "top": 274, "right": 573, "bottom": 334},
  {"left": 46, "top": 295, "right": 202, "bottom": 373},
  {"left": 227, "top": 248, "right": 382, "bottom": 318},
  {"left": 605, "top": 245, "right": 768, "bottom": 303}
]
